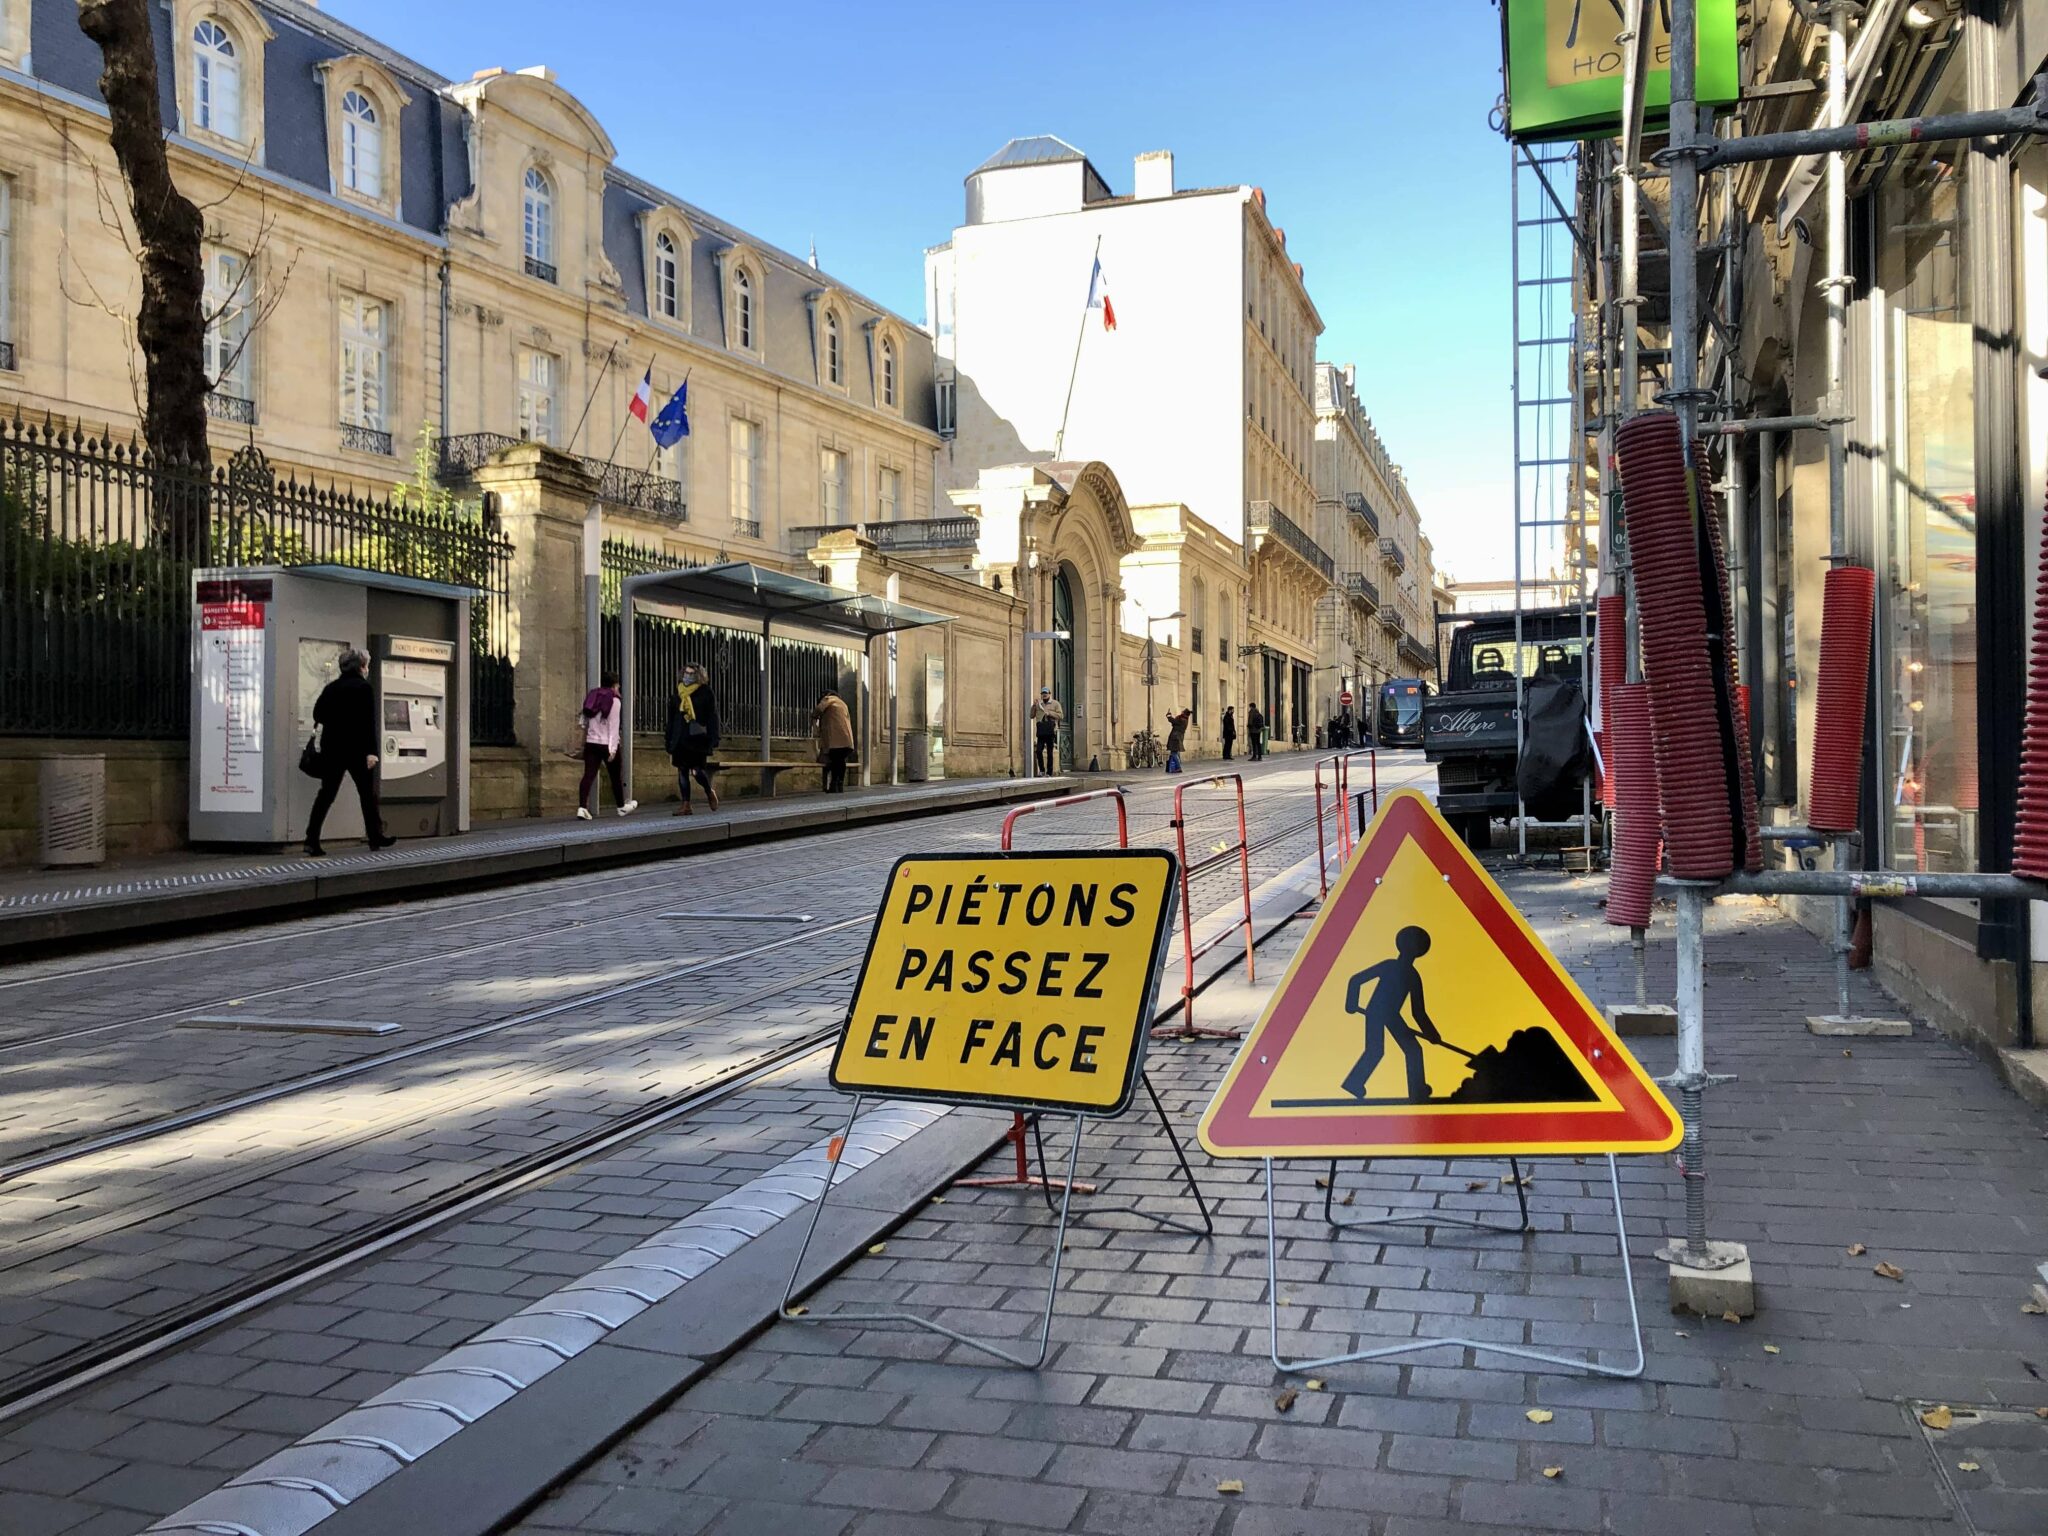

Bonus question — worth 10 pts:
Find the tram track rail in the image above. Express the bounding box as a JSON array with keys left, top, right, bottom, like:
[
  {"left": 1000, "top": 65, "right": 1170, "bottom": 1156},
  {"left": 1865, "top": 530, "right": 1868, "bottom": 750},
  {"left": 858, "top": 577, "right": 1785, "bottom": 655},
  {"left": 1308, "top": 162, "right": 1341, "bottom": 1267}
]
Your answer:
[{"left": 0, "top": 802, "right": 1337, "bottom": 1429}]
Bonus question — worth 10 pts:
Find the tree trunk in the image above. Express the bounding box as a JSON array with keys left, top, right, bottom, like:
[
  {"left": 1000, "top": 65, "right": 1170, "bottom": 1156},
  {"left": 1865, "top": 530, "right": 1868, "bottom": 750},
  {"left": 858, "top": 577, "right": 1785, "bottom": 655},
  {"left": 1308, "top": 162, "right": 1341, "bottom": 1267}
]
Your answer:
[{"left": 78, "top": 0, "right": 211, "bottom": 555}]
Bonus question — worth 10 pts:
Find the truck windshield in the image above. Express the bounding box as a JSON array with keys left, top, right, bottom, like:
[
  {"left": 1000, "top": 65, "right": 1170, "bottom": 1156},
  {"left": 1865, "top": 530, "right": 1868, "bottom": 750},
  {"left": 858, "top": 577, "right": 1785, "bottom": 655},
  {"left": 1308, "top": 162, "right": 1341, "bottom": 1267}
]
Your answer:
[{"left": 1449, "top": 633, "right": 1589, "bottom": 691}]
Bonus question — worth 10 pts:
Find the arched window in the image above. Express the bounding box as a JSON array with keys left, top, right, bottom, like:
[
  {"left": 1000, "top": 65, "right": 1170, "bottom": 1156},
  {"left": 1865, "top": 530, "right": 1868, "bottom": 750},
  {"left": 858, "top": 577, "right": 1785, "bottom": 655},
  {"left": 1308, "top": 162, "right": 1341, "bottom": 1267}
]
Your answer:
[
  {"left": 824, "top": 310, "right": 842, "bottom": 385},
  {"left": 341, "top": 90, "right": 381, "bottom": 200},
  {"left": 193, "top": 19, "right": 241, "bottom": 139},
  {"left": 652, "top": 232, "right": 679, "bottom": 320},
  {"left": 522, "top": 167, "right": 554, "bottom": 280},
  {"left": 880, "top": 336, "right": 897, "bottom": 407},
  {"left": 733, "top": 267, "right": 753, "bottom": 350}
]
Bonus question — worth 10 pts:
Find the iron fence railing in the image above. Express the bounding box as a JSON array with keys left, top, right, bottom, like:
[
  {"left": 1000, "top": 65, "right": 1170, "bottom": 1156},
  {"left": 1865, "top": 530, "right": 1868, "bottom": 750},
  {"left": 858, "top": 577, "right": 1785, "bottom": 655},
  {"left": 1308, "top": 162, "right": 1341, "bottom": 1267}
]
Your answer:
[
  {"left": 1248, "top": 500, "right": 1335, "bottom": 581},
  {"left": 0, "top": 419, "right": 516, "bottom": 745},
  {"left": 786, "top": 516, "right": 978, "bottom": 554},
  {"left": 1343, "top": 490, "right": 1380, "bottom": 536},
  {"left": 438, "top": 433, "right": 686, "bottom": 524},
  {"left": 524, "top": 256, "right": 557, "bottom": 284},
  {"left": 1345, "top": 571, "right": 1380, "bottom": 609},
  {"left": 600, "top": 535, "right": 858, "bottom": 741},
  {"left": 730, "top": 516, "right": 761, "bottom": 542},
  {"left": 1398, "top": 633, "right": 1434, "bottom": 671},
  {"left": 205, "top": 390, "right": 256, "bottom": 426}
]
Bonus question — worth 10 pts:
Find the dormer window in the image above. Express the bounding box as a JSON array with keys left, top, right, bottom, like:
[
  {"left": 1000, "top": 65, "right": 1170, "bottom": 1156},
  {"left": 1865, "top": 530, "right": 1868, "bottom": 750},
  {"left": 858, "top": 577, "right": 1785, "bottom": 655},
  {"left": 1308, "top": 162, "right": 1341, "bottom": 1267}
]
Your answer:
[
  {"left": 341, "top": 90, "right": 381, "bottom": 200},
  {"left": 734, "top": 267, "right": 754, "bottom": 350},
  {"left": 880, "top": 337, "right": 897, "bottom": 408},
  {"left": 652, "top": 232, "right": 679, "bottom": 320},
  {"left": 825, "top": 310, "right": 842, "bottom": 386},
  {"left": 522, "top": 167, "right": 555, "bottom": 282},
  {"left": 193, "top": 20, "right": 241, "bottom": 139}
]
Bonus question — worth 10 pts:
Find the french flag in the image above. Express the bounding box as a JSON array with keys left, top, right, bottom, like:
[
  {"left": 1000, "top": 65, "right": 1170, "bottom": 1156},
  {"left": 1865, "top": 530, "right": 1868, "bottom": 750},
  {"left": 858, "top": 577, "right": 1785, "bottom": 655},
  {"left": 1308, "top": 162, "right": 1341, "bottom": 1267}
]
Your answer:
[
  {"left": 627, "top": 366, "right": 654, "bottom": 423},
  {"left": 1086, "top": 255, "right": 1116, "bottom": 332}
]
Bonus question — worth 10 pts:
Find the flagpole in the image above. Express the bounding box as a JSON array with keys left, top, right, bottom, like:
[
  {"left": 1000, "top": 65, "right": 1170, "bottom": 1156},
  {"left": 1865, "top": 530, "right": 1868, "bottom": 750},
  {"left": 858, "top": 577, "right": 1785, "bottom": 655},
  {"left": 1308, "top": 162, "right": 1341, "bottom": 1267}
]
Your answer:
[
  {"left": 1053, "top": 234, "right": 1100, "bottom": 461},
  {"left": 643, "top": 368, "right": 689, "bottom": 473},
  {"left": 568, "top": 338, "right": 625, "bottom": 456}
]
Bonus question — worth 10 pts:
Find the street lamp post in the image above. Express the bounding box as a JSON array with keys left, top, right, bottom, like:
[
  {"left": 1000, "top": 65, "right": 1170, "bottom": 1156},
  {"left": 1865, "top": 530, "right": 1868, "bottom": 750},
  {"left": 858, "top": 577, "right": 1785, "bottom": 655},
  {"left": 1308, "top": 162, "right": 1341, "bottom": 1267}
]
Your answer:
[{"left": 1142, "top": 610, "right": 1184, "bottom": 756}]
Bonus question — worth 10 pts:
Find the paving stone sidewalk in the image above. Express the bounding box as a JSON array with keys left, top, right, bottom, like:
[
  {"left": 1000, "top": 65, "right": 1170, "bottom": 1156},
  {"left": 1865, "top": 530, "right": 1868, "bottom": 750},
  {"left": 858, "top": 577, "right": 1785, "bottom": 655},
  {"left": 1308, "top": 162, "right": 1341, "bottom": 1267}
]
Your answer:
[{"left": 509, "top": 871, "right": 2048, "bottom": 1536}]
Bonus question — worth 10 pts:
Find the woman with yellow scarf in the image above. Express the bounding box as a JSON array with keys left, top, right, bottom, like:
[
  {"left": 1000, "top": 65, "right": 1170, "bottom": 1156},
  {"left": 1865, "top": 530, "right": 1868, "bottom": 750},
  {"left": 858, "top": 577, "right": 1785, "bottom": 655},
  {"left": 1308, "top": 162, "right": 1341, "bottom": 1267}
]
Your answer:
[{"left": 664, "top": 663, "right": 722, "bottom": 814}]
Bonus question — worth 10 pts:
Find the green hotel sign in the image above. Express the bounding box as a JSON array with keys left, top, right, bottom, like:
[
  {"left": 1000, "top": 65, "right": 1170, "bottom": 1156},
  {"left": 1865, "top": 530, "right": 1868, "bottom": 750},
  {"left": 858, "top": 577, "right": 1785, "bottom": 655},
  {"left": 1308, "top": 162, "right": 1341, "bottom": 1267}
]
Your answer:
[{"left": 1504, "top": 0, "right": 1740, "bottom": 142}]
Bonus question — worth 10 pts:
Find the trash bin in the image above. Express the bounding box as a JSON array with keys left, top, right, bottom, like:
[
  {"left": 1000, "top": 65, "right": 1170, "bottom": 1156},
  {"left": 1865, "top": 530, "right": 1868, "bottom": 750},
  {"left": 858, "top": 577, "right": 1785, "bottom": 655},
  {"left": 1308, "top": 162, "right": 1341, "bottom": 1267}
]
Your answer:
[
  {"left": 40, "top": 754, "right": 106, "bottom": 868},
  {"left": 904, "top": 730, "right": 931, "bottom": 783}
]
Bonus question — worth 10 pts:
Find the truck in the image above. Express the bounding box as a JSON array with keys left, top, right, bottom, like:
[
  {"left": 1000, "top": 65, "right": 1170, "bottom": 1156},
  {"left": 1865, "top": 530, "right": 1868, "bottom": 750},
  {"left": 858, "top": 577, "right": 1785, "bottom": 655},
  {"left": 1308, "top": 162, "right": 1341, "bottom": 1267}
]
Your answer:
[{"left": 1422, "top": 606, "right": 1597, "bottom": 850}]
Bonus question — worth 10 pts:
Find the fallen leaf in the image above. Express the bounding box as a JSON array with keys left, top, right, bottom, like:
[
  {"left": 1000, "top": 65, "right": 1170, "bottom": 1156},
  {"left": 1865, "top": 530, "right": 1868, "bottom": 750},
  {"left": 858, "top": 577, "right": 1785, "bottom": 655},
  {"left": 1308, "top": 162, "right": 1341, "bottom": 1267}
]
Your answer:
[
  {"left": 1874, "top": 1261, "right": 1905, "bottom": 1282},
  {"left": 1501, "top": 1174, "right": 1532, "bottom": 1188},
  {"left": 1919, "top": 1404, "right": 1954, "bottom": 1431},
  {"left": 1842, "top": 1049, "right": 1853, "bottom": 1057},
  {"left": 1847, "top": 1243, "right": 1867, "bottom": 1257},
  {"left": 1466, "top": 1180, "right": 1488, "bottom": 1193},
  {"left": 787, "top": 1305, "right": 808, "bottom": 1317},
  {"left": 1958, "top": 1461, "right": 1981, "bottom": 1473},
  {"left": 867, "top": 1243, "right": 886, "bottom": 1256},
  {"left": 1314, "top": 1177, "right": 1330, "bottom": 1189},
  {"left": 1280, "top": 1297, "right": 1292, "bottom": 1307},
  {"left": 2035, "top": 1407, "right": 2048, "bottom": 1419},
  {"left": 1674, "top": 1330, "right": 1690, "bottom": 1339},
  {"left": 2022, "top": 1301, "right": 2046, "bottom": 1316},
  {"left": 1216, "top": 1479, "right": 1244, "bottom": 1496},
  {"left": 1275, "top": 1388, "right": 1298, "bottom": 1413},
  {"left": 1341, "top": 1192, "right": 1355, "bottom": 1206},
  {"left": 1526, "top": 1409, "right": 1554, "bottom": 1424},
  {"left": 1763, "top": 1345, "right": 1781, "bottom": 1355},
  {"left": 931, "top": 1196, "right": 946, "bottom": 1204},
  {"left": 1306, "top": 1379, "right": 1326, "bottom": 1391},
  {"left": 1721, "top": 1311, "right": 1744, "bottom": 1325},
  {"left": 1542, "top": 1466, "right": 1564, "bottom": 1480}
]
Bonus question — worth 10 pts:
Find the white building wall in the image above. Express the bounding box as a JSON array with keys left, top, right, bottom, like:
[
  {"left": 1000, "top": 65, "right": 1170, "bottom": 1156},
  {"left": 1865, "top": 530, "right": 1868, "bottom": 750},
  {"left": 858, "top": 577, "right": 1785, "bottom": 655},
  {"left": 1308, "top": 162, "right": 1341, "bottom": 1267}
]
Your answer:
[{"left": 931, "top": 189, "right": 1249, "bottom": 542}]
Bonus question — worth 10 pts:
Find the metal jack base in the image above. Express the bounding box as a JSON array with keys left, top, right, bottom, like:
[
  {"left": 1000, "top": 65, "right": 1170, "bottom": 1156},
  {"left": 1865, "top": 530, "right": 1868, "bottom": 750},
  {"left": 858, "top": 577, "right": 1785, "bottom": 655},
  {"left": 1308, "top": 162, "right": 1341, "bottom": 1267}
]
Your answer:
[
  {"left": 1660, "top": 1238, "right": 1755, "bottom": 1317},
  {"left": 1263, "top": 1154, "right": 1648, "bottom": 1380},
  {"left": 782, "top": 1085, "right": 1213, "bottom": 1369}
]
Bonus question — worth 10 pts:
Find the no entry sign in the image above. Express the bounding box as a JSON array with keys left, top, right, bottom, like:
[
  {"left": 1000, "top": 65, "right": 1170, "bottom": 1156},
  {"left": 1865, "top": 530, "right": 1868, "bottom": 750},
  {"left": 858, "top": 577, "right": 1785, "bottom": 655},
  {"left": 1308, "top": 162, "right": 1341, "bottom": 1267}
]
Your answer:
[{"left": 831, "top": 850, "right": 1178, "bottom": 1116}]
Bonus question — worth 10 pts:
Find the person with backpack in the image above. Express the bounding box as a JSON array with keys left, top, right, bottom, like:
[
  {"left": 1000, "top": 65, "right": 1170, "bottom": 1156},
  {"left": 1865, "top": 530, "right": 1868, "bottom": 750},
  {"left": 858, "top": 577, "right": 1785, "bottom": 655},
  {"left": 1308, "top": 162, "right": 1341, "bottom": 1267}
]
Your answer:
[
  {"left": 576, "top": 671, "right": 638, "bottom": 820},
  {"left": 665, "top": 662, "right": 720, "bottom": 815}
]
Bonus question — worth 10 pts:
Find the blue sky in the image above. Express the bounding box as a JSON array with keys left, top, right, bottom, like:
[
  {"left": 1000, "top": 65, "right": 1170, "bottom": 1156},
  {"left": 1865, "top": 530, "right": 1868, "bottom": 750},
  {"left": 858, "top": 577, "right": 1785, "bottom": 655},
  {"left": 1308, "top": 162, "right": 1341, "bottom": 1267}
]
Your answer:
[{"left": 331, "top": 0, "right": 1515, "bottom": 582}]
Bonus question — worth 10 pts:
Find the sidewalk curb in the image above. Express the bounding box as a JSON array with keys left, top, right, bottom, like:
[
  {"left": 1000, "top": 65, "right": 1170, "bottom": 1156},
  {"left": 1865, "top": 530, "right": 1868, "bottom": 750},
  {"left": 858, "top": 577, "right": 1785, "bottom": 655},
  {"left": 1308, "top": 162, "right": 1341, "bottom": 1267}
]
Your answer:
[{"left": 311, "top": 853, "right": 1323, "bottom": 1536}]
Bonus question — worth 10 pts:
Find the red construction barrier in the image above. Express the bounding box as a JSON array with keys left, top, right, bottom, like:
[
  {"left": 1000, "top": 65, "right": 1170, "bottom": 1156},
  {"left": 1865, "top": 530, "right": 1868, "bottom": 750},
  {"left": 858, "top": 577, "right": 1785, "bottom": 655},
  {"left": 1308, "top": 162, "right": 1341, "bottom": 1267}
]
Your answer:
[
  {"left": 1153, "top": 772, "right": 1253, "bottom": 1042},
  {"left": 954, "top": 787, "right": 1132, "bottom": 1196},
  {"left": 1314, "top": 749, "right": 1381, "bottom": 894}
]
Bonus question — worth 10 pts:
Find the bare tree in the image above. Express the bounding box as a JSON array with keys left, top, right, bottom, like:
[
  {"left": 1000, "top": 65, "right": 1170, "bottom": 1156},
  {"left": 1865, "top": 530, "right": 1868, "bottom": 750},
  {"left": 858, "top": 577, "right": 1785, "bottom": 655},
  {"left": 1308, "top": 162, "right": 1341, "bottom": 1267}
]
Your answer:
[{"left": 78, "top": 0, "right": 209, "bottom": 538}]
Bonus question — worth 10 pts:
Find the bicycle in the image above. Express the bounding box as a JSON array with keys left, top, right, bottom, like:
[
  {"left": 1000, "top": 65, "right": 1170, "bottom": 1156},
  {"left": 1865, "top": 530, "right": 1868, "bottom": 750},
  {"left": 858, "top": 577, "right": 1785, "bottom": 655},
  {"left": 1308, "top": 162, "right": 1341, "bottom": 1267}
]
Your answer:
[{"left": 1127, "top": 728, "right": 1162, "bottom": 769}]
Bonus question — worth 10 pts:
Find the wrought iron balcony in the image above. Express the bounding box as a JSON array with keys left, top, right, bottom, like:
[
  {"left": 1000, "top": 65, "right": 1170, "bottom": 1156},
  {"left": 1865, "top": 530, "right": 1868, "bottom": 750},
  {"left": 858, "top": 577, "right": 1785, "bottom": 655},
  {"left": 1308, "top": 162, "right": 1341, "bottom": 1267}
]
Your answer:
[
  {"left": 205, "top": 390, "right": 256, "bottom": 426},
  {"left": 437, "top": 433, "right": 687, "bottom": 523},
  {"left": 1399, "top": 632, "right": 1435, "bottom": 671},
  {"left": 1378, "top": 606, "right": 1403, "bottom": 634},
  {"left": 730, "top": 516, "right": 761, "bottom": 541},
  {"left": 787, "top": 517, "right": 980, "bottom": 554},
  {"left": 524, "top": 255, "right": 557, "bottom": 284},
  {"left": 1343, "top": 490, "right": 1379, "bottom": 536},
  {"left": 1379, "top": 535, "right": 1407, "bottom": 574},
  {"left": 1247, "top": 500, "right": 1334, "bottom": 582},
  {"left": 340, "top": 422, "right": 393, "bottom": 456},
  {"left": 0, "top": 340, "right": 16, "bottom": 372},
  {"left": 1344, "top": 571, "right": 1380, "bottom": 610}
]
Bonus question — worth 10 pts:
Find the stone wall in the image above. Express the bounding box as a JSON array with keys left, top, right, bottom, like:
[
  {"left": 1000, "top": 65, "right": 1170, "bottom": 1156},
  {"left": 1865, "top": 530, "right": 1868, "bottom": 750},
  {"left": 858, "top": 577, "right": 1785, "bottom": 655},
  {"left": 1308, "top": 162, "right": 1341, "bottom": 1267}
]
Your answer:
[{"left": 0, "top": 741, "right": 186, "bottom": 866}]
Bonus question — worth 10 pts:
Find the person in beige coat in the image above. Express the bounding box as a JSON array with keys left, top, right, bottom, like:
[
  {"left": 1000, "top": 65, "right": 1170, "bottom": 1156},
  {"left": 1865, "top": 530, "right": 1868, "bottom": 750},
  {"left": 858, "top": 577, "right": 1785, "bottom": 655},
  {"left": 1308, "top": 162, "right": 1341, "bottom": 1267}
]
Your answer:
[{"left": 813, "top": 689, "right": 855, "bottom": 793}]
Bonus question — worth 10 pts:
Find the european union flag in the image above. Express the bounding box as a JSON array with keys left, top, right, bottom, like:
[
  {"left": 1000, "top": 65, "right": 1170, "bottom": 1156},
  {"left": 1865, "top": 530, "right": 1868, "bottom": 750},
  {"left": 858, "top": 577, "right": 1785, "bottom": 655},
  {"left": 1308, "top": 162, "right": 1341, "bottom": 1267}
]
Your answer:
[{"left": 650, "top": 381, "right": 689, "bottom": 449}]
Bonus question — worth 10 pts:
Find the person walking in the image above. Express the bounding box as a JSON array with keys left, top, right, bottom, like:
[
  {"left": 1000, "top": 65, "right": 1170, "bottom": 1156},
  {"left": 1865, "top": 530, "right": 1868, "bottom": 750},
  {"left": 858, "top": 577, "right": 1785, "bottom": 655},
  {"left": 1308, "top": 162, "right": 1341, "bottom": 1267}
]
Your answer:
[
  {"left": 1246, "top": 701, "right": 1267, "bottom": 762},
  {"left": 813, "top": 687, "right": 855, "bottom": 792},
  {"left": 1163, "top": 706, "right": 1192, "bottom": 774},
  {"left": 577, "top": 671, "right": 638, "bottom": 820},
  {"left": 1220, "top": 705, "right": 1237, "bottom": 762},
  {"left": 304, "top": 648, "right": 392, "bottom": 857},
  {"left": 1029, "top": 687, "right": 1064, "bottom": 776},
  {"left": 665, "top": 662, "right": 721, "bottom": 815}
]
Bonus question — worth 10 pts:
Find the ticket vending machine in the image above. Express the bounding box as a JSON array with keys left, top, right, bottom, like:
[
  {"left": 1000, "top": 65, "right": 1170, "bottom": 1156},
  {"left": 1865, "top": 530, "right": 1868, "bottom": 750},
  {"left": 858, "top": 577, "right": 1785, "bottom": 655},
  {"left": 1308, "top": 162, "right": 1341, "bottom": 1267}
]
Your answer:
[
  {"left": 374, "top": 635, "right": 455, "bottom": 837},
  {"left": 189, "top": 565, "right": 472, "bottom": 848}
]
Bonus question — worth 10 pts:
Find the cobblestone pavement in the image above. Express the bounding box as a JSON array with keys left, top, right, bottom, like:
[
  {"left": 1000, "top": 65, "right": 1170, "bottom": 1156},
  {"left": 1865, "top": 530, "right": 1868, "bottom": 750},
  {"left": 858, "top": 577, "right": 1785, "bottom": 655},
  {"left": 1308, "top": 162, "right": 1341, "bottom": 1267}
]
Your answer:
[
  {"left": 0, "top": 755, "right": 1415, "bottom": 1535},
  {"left": 504, "top": 871, "right": 2048, "bottom": 1536}
]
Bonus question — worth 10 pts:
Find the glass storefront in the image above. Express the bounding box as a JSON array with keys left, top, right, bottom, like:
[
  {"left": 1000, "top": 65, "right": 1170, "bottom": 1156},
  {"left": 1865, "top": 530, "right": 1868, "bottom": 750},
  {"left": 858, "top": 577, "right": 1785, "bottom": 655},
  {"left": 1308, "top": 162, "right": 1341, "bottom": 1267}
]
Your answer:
[{"left": 1876, "top": 55, "right": 1978, "bottom": 872}]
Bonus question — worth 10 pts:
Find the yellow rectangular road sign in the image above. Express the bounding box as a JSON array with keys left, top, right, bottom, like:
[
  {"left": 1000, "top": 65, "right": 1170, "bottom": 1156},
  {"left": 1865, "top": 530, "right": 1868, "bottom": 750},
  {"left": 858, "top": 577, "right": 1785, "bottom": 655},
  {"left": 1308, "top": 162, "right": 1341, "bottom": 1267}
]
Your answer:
[{"left": 830, "top": 850, "right": 1178, "bottom": 1116}]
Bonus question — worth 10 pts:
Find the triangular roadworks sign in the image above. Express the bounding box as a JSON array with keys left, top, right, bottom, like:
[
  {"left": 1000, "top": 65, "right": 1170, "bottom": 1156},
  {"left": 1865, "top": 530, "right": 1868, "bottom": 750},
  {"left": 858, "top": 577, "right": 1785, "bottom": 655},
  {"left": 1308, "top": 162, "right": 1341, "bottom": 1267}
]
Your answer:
[{"left": 1198, "top": 789, "right": 1681, "bottom": 1159}]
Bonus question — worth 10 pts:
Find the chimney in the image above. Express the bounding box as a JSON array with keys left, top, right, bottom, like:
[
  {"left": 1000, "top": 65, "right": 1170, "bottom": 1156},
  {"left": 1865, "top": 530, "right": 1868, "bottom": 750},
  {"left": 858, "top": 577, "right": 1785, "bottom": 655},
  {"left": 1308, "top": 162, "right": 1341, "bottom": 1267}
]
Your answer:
[{"left": 1133, "top": 150, "right": 1175, "bottom": 200}]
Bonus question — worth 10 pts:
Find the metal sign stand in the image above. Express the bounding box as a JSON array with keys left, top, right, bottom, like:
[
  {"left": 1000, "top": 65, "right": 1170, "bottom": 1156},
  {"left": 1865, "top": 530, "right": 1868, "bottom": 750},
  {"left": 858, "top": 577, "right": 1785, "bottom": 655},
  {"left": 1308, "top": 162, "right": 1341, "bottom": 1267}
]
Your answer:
[
  {"left": 1261, "top": 1153, "right": 1647, "bottom": 1380},
  {"left": 782, "top": 1084, "right": 1213, "bottom": 1368},
  {"left": 1321, "top": 1156, "right": 1531, "bottom": 1236}
]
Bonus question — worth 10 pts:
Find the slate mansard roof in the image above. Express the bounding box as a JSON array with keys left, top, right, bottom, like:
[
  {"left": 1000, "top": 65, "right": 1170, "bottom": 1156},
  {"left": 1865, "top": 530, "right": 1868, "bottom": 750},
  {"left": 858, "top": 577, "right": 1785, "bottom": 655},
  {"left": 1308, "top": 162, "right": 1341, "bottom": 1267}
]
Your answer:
[{"left": 16, "top": 0, "right": 931, "bottom": 414}]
